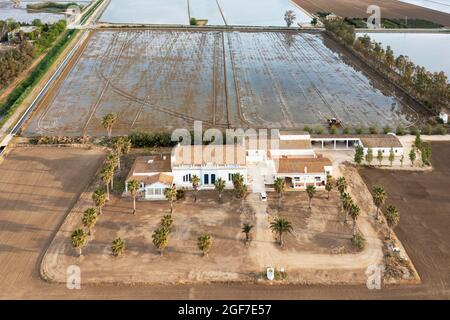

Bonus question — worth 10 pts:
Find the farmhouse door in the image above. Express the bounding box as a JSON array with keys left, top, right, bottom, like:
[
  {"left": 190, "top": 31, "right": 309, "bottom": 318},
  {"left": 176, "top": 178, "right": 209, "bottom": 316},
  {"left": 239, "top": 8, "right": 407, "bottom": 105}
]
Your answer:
[
  {"left": 211, "top": 174, "right": 216, "bottom": 185},
  {"left": 204, "top": 174, "right": 209, "bottom": 185}
]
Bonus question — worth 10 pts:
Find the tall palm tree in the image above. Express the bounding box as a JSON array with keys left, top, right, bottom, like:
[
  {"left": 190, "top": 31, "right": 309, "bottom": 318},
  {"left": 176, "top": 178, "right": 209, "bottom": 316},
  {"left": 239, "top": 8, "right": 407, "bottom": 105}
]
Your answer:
[
  {"left": 372, "top": 186, "right": 386, "bottom": 220},
  {"left": 306, "top": 185, "right": 316, "bottom": 209},
  {"left": 152, "top": 227, "right": 169, "bottom": 256},
  {"left": 336, "top": 177, "right": 347, "bottom": 195},
  {"left": 191, "top": 175, "right": 200, "bottom": 202},
  {"left": 236, "top": 184, "right": 248, "bottom": 213},
  {"left": 270, "top": 216, "right": 293, "bottom": 247},
  {"left": 111, "top": 238, "right": 125, "bottom": 257},
  {"left": 127, "top": 179, "right": 140, "bottom": 215},
  {"left": 274, "top": 177, "right": 285, "bottom": 208},
  {"left": 106, "top": 153, "right": 119, "bottom": 182},
  {"left": 102, "top": 113, "right": 117, "bottom": 138},
  {"left": 385, "top": 205, "right": 400, "bottom": 239},
  {"left": 100, "top": 165, "right": 113, "bottom": 200},
  {"left": 242, "top": 223, "right": 253, "bottom": 244},
  {"left": 112, "top": 137, "right": 132, "bottom": 171},
  {"left": 325, "top": 175, "right": 333, "bottom": 200},
  {"left": 348, "top": 203, "right": 361, "bottom": 236},
  {"left": 92, "top": 188, "right": 107, "bottom": 215},
  {"left": 342, "top": 192, "right": 353, "bottom": 223},
  {"left": 164, "top": 187, "right": 177, "bottom": 214},
  {"left": 214, "top": 177, "right": 226, "bottom": 202},
  {"left": 197, "top": 235, "right": 213, "bottom": 257},
  {"left": 71, "top": 229, "right": 88, "bottom": 257},
  {"left": 82, "top": 208, "right": 97, "bottom": 236}
]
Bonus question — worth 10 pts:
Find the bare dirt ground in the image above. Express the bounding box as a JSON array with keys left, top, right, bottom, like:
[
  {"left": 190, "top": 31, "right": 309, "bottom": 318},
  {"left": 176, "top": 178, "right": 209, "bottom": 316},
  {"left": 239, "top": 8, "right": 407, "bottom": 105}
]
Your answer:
[
  {"left": 294, "top": 0, "right": 450, "bottom": 27},
  {"left": 24, "top": 30, "right": 420, "bottom": 137},
  {"left": 359, "top": 142, "right": 450, "bottom": 295}
]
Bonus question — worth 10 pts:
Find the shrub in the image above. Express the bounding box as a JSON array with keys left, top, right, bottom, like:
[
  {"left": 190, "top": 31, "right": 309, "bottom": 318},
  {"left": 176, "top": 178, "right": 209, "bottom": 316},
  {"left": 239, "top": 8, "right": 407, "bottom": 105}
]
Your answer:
[
  {"left": 383, "top": 125, "right": 392, "bottom": 134},
  {"left": 354, "top": 126, "right": 364, "bottom": 135},
  {"left": 190, "top": 18, "right": 198, "bottom": 26},
  {"left": 409, "top": 126, "right": 419, "bottom": 136},
  {"left": 176, "top": 189, "right": 185, "bottom": 200},
  {"left": 303, "top": 125, "right": 313, "bottom": 134},
  {"left": 314, "top": 126, "right": 324, "bottom": 135},
  {"left": 342, "top": 127, "right": 350, "bottom": 134},
  {"left": 422, "top": 124, "right": 433, "bottom": 135},
  {"left": 329, "top": 125, "right": 338, "bottom": 134},
  {"left": 436, "top": 124, "right": 447, "bottom": 135},
  {"left": 128, "top": 132, "right": 176, "bottom": 148},
  {"left": 396, "top": 125, "right": 405, "bottom": 136},
  {"left": 351, "top": 233, "right": 366, "bottom": 251},
  {"left": 369, "top": 125, "right": 378, "bottom": 134}
]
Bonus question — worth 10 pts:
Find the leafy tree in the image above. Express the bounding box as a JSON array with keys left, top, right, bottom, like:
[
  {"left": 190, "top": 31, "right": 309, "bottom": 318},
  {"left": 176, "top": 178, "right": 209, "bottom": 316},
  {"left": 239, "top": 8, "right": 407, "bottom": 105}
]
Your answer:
[
  {"left": 409, "top": 148, "right": 416, "bottom": 167},
  {"left": 306, "top": 185, "right": 316, "bottom": 209},
  {"left": 414, "top": 133, "right": 422, "bottom": 150},
  {"left": 351, "top": 233, "right": 366, "bottom": 251},
  {"left": 311, "top": 17, "right": 318, "bottom": 26},
  {"left": 377, "top": 150, "right": 383, "bottom": 165},
  {"left": 127, "top": 180, "right": 140, "bottom": 215},
  {"left": 274, "top": 177, "right": 286, "bottom": 208},
  {"left": 191, "top": 175, "right": 200, "bottom": 202},
  {"left": 152, "top": 227, "right": 169, "bottom": 256},
  {"left": 102, "top": 113, "right": 117, "bottom": 138},
  {"left": 92, "top": 188, "right": 107, "bottom": 215},
  {"left": 71, "top": 229, "right": 88, "bottom": 257},
  {"left": 82, "top": 208, "right": 97, "bottom": 236},
  {"left": 214, "top": 177, "right": 226, "bottom": 202},
  {"left": 325, "top": 175, "right": 333, "bottom": 200},
  {"left": 365, "top": 148, "right": 373, "bottom": 165},
  {"left": 242, "top": 224, "right": 253, "bottom": 244},
  {"left": 389, "top": 148, "right": 395, "bottom": 166},
  {"left": 161, "top": 214, "right": 174, "bottom": 230},
  {"left": 164, "top": 187, "right": 177, "bottom": 214},
  {"left": 354, "top": 145, "right": 364, "bottom": 165},
  {"left": 372, "top": 186, "right": 386, "bottom": 220},
  {"left": 336, "top": 177, "right": 347, "bottom": 195},
  {"left": 270, "top": 216, "right": 293, "bottom": 247},
  {"left": 284, "top": 10, "right": 296, "bottom": 27},
  {"left": 197, "top": 235, "right": 213, "bottom": 257},
  {"left": 111, "top": 238, "right": 125, "bottom": 257},
  {"left": 385, "top": 205, "right": 400, "bottom": 239}
]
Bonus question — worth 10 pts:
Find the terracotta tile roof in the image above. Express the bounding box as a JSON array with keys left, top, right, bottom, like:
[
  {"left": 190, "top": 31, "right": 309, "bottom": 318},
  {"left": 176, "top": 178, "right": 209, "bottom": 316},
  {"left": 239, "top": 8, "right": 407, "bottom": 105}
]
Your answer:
[
  {"left": 127, "top": 173, "right": 173, "bottom": 186},
  {"left": 131, "top": 155, "right": 172, "bottom": 174},
  {"left": 172, "top": 145, "right": 246, "bottom": 166},
  {"left": 246, "top": 138, "right": 312, "bottom": 150},
  {"left": 276, "top": 157, "right": 332, "bottom": 174},
  {"left": 359, "top": 136, "right": 403, "bottom": 148}
]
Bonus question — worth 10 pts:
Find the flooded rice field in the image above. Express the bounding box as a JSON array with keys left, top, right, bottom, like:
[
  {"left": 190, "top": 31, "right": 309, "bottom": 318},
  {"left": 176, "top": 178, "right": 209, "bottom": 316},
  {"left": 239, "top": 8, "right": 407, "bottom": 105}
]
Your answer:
[
  {"left": 360, "top": 32, "right": 450, "bottom": 76},
  {"left": 25, "top": 30, "right": 421, "bottom": 137},
  {"left": 99, "top": 0, "right": 312, "bottom": 26}
]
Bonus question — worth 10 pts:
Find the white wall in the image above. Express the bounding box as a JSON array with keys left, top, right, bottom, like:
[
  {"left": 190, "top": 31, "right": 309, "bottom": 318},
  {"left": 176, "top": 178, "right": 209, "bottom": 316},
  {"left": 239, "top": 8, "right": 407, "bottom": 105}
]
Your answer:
[
  {"left": 172, "top": 167, "right": 247, "bottom": 189},
  {"left": 364, "top": 147, "right": 404, "bottom": 157}
]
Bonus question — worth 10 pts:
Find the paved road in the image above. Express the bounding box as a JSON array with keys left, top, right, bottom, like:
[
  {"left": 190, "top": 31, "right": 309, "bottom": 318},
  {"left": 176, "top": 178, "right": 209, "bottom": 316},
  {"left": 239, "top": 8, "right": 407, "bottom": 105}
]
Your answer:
[{"left": 0, "top": 146, "right": 449, "bottom": 299}]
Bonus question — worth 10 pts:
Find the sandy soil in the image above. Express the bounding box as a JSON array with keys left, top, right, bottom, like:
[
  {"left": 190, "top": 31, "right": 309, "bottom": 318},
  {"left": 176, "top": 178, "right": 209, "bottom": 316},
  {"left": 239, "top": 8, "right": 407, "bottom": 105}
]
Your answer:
[
  {"left": 24, "top": 30, "right": 420, "bottom": 137},
  {"left": 294, "top": 0, "right": 450, "bottom": 27},
  {"left": 359, "top": 142, "right": 450, "bottom": 293}
]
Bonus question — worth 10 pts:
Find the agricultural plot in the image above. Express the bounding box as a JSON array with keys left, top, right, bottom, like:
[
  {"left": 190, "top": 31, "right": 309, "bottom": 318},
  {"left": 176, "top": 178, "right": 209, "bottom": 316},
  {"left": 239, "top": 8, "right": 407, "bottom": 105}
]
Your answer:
[{"left": 25, "top": 30, "right": 420, "bottom": 137}]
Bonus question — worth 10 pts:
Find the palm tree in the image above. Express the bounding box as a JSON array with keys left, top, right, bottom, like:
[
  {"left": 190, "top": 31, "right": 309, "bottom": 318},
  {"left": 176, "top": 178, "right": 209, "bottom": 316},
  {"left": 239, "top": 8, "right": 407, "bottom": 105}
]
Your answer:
[
  {"left": 161, "top": 214, "right": 174, "bottom": 230},
  {"left": 242, "top": 224, "right": 253, "bottom": 244},
  {"left": 106, "top": 153, "right": 119, "bottom": 177},
  {"left": 325, "top": 175, "right": 333, "bottom": 200},
  {"left": 92, "top": 188, "right": 107, "bottom": 215},
  {"left": 385, "top": 205, "right": 400, "bottom": 239},
  {"left": 197, "top": 235, "right": 213, "bottom": 257},
  {"left": 71, "top": 229, "right": 88, "bottom": 257},
  {"left": 342, "top": 192, "right": 353, "bottom": 223},
  {"left": 191, "top": 175, "right": 200, "bottom": 202},
  {"left": 111, "top": 238, "right": 125, "bottom": 257},
  {"left": 372, "top": 186, "right": 386, "bottom": 220},
  {"left": 152, "top": 227, "right": 169, "bottom": 256},
  {"left": 100, "top": 165, "right": 113, "bottom": 200},
  {"left": 336, "top": 177, "right": 347, "bottom": 195},
  {"left": 214, "top": 177, "right": 226, "bottom": 202},
  {"left": 274, "top": 177, "right": 285, "bottom": 208},
  {"left": 348, "top": 203, "right": 361, "bottom": 236},
  {"left": 82, "top": 208, "right": 97, "bottom": 236},
  {"left": 164, "top": 187, "right": 177, "bottom": 214},
  {"left": 306, "top": 185, "right": 316, "bottom": 209},
  {"left": 112, "top": 137, "right": 132, "bottom": 171},
  {"left": 127, "top": 179, "right": 140, "bottom": 215},
  {"left": 101, "top": 113, "right": 117, "bottom": 138},
  {"left": 232, "top": 173, "right": 244, "bottom": 190},
  {"left": 270, "top": 216, "right": 293, "bottom": 247},
  {"left": 236, "top": 184, "right": 248, "bottom": 213}
]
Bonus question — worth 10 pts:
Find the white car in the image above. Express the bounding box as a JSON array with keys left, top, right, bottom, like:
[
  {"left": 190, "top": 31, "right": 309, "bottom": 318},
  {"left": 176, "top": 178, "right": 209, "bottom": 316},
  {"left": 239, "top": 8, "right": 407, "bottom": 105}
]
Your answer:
[{"left": 260, "top": 192, "right": 267, "bottom": 202}]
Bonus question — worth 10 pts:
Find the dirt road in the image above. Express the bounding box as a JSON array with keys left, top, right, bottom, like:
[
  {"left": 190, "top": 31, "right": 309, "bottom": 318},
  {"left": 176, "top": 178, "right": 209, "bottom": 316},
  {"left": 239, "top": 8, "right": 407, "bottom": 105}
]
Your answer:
[{"left": 294, "top": 0, "right": 450, "bottom": 27}]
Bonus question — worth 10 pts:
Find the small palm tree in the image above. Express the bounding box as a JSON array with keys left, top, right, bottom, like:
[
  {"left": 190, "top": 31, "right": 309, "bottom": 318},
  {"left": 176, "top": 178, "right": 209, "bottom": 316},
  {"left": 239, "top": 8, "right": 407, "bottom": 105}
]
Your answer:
[
  {"left": 164, "top": 187, "right": 177, "bottom": 214},
  {"left": 372, "top": 186, "right": 386, "bottom": 220},
  {"left": 342, "top": 192, "right": 353, "bottom": 223},
  {"left": 385, "top": 205, "right": 400, "bottom": 239},
  {"left": 102, "top": 113, "right": 117, "bottom": 138},
  {"left": 191, "top": 175, "right": 200, "bottom": 202},
  {"left": 82, "top": 208, "right": 97, "bottom": 236},
  {"left": 152, "top": 227, "right": 169, "bottom": 256},
  {"left": 336, "top": 177, "right": 347, "bottom": 195},
  {"left": 92, "top": 188, "right": 107, "bottom": 215},
  {"left": 306, "top": 185, "right": 316, "bottom": 209},
  {"left": 236, "top": 184, "right": 248, "bottom": 213},
  {"left": 214, "top": 177, "right": 226, "bottom": 202},
  {"left": 71, "top": 229, "right": 88, "bottom": 257},
  {"left": 111, "top": 238, "right": 125, "bottom": 257},
  {"left": 127, "top": 179, "right": 140, "bottom": 215},
  {"left": 270, "top": 216, "right": 293, "bottom": 247},
  {"left": 197, "top": 235, "right": 213, "bottom": 257},
  {"left": 161, "top": 214, "right": 174, "bottom": 230},
  {"left": 232, "top": 173, "right": 244, "bottom": 190},
  {"left": 325, "top": 175, "right": 333, "bottom": 200},
  {"left": 348, "top": 203, "right": 361, "bottom": 236},
  {"left": 100, "top": 165, "right": 113, "bottom": 200},
  {"left": 242, "top": 223, "right": 253, "bottom": 244},
  {"left": 106, "top": 153, "right": 119, "bottom": 178},
  {"left": 274, "top": 177, "right": 285, "bottom": 208}
]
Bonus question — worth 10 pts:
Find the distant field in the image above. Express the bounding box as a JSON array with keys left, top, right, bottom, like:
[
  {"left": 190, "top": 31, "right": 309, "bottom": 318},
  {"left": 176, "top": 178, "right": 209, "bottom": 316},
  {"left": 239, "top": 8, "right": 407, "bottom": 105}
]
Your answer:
[
  {"left": 25, "top": 30, "right": 421, "bottom": 137},
  {"left": 294, "top": 0, "right": 450, "bottom": 27}
]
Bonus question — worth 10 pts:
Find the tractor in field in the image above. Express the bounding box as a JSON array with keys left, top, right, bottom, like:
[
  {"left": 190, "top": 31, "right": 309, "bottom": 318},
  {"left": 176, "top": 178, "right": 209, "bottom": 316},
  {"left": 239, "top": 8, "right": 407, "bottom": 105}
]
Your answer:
[{"left": 327, "top": 118, "right": 342, "bottom": 127}]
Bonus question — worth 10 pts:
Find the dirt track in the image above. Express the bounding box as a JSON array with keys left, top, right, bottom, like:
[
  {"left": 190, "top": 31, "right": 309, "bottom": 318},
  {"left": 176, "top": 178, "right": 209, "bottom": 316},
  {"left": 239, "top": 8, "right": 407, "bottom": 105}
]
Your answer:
[
  {"left": 360, "top": 142, "right": 450, "bottom": 294},
  {"left": 294, "top": 0, "right": 450, "bottom": 27}
]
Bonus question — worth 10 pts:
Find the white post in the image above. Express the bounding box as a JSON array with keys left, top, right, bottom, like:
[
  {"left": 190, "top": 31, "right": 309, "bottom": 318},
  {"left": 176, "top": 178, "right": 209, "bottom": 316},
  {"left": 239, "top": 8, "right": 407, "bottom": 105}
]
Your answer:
[
  {"left": 334, "top": 140, "right": 336, "bottom": 150},
  {"left": 321, "top": 141, "right": 324, "bottom": 149}
]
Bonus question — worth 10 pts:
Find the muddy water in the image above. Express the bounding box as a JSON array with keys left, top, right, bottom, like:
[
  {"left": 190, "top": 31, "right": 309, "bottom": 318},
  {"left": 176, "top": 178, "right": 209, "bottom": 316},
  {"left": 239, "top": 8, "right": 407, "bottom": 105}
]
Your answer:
[
  {"left": 26, "top": 30, "right": 422, "bottom": 137},
  {"left": 0, "top": 1, "right": 64, "bottom": 23},
  {"left": 99, "top": 0, "right": 311, "bottom": 26},
  {"left": 358, "top": 32, "right": 450, "bottom": 76}
]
